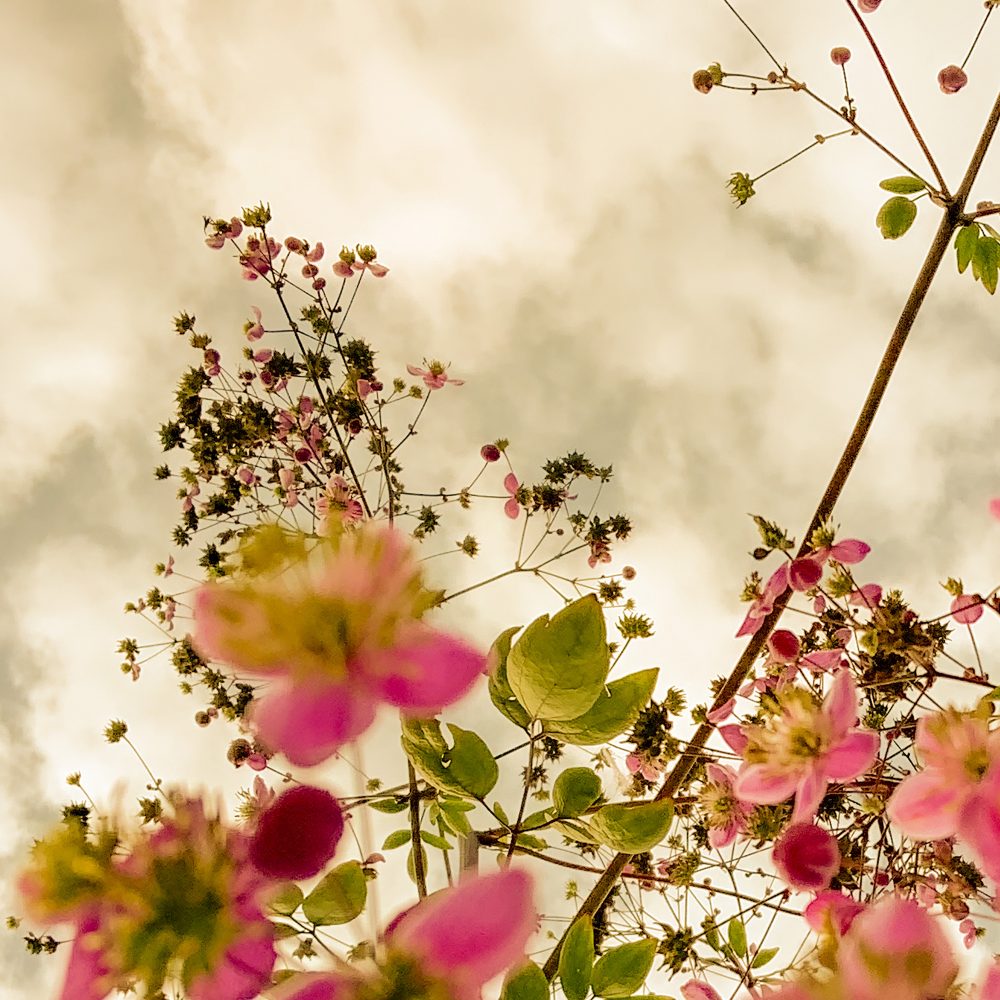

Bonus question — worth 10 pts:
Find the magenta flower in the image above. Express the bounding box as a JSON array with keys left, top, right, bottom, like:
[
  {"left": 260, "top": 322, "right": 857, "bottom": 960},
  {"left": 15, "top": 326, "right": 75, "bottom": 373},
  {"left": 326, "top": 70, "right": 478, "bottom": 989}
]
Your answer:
[
  {"left": 767, "top": 629, "right": 800, "bottom": 663},
  {"left": 248, "top": 785, "right": 344, "bottom": 881},
  {"left": 939, "top": 65, "right": 969, "bottom": 94},
  {"left": 734, "top": 670, "right": 879, "bottom": 822},
  {"left": 772, "top": 822, "right": 839, "bottom": 892},
  {"left": 504, "top": 472, "right": 521, "bottom": 519},
  {"left": 406, "top": 360, "right": 465, "bottom": 390},
  {"left": 193, "top": 525, "right": 486, "bottom": 766},
  {"left": 270, "top": 870, "right": 535, "bottom": 1000},
  {"left": 699, "top": 763, "right": 752, "bottom": 849},
  {"left": 837, "top": 897, "right": 958, "bottom": 1000},
  {"left": 803, "top": 890, "right": 865, "bottom": 936},
  {"left": 951, "top": 593, "right": 984, "bottom": 624}
]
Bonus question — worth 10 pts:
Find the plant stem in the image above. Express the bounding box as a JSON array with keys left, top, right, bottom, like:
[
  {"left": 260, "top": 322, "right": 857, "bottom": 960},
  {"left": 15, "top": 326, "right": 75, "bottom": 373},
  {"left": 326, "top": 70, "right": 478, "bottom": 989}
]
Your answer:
[
  {"left": 540, "top": 89, "right": 1000, "bottom": 983},
  {"left": 407, "top": 761, "right": 428, "bottom": 897}
]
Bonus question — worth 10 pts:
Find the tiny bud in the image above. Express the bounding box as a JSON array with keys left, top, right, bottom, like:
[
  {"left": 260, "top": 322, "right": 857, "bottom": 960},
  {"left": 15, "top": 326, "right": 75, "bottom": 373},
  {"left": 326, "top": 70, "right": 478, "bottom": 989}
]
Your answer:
[
  {"left": 228, "top": 739, "right": 254, "bottom": 766},
  {"left": 480, "top": 444, "right": 501, "bottom": 462},
  {"left": 938, "top": 65, "right": 968, "bottom": 94},
  {"left": 622, "top": 565, "right": 637, "bottom": 580},
  {"left": 692, "top": 69, "right": 714, "bottom": 94},
  {"left": 347, "top": 417, "right": 363, "bottom": 436},
  {"left": 858, "top": 0, "right": 881, "bottom": 11},
  {"left": 830, "top": 47, "right": 851, "bottom": 66},
  {"left": 195, "top": 711, "right": 211, "bottom": 727}
]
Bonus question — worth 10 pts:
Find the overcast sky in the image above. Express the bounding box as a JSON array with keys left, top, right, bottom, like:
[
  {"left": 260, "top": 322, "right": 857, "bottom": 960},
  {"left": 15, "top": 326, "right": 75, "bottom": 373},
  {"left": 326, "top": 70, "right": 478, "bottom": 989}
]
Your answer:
[{"left": 4, "top": 2, "right": 1000, "bottom": 996}]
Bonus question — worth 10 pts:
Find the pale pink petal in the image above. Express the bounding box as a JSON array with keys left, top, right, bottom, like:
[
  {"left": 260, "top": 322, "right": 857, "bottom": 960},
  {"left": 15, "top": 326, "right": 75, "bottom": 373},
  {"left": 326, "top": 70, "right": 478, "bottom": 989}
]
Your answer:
[
  {"left": 824, "top": 669, "right": 859, "bottom": 736},
  {"left": 250, "top": 677, "right": 377, "bottom": 767},
  {"left": 772, "top": 822, "right": 840, "bottom": 892},
  {"left": 406, "top": 364, "right": 427, "bottom": 377},
  {"left": 390, "top": 869, "right": 535, "bottom": 989},
  {"left": 959, "top": 792, "right": 1000, "bottom": 883},
  {"left": 951, "top": 594, "right": 984, "bottom": 625},
  {"left": 707, "top": 698, "right": 735, "bottom": 724},
  {"left": 792, "top": 766, "right": 827, "bottom": 823},
  {"left": 269, "top": 974, "right": 353, "bottom": 1000},
  {"left": 718, "top": 724, "right": 749, "bottom": 755},
  {"left": 801, "top": 649, "right": 844, "bottom": 673},
  {"left": 828, "top": 539, "right": 870, "bottom": 564},
  {"left": 188, "top": 929, "right": 276, "bottom": 1000},
  {"left": 823, "top": 730, "right": 878, "bottom": 781},
  {"left": 681, "top": 981, "right": 723, "bottom": 1000},
  {"left": 367, "top": 262, "right": 389, "bottom": 277},
  {"left": 975, "top": 961, "right": 1000, "bottom": 1000},
  {"left": 848, "top": 583, "right": 882, "bottom": 607},
  {"left": 735, "top": 606, "right": 766, "bottom": 638},
  {"left": 504, "top": 496, "right": 521, "bottom": 520},
  {"left": 990, "top": 498, "right": 1000, "bottom": 522},
  {"left": 734, "top": 764, "right": 800, "bottom": 805},
  {"left": 708, "top": 821, "right": 739, "bottom": 849},
  {"left": 366, "top": 625, "right": 485, "bottom": 715},
  {"left": 503, "top": 472, "right": 519, "bottom": 495},
  {"left": 804, "top": 891, "right": 865, "bottom": 936},
  {"left": 59, "top": 913, "right": 110, "bottom": 1000}
]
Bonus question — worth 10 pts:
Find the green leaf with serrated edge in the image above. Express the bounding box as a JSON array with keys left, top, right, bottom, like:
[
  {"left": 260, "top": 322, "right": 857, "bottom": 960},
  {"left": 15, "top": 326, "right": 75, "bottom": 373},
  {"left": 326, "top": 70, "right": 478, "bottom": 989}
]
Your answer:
[
  {"left": 879, "top": 176, "right": 926, "bottom": 194},
  {"left": 419, "top": 831, "right": 450, "bottom": 849},
  {"left": 876, "top": 196, "right": 917, "bottom": 240},
  {"left": 956, "top": 224, "right": 979, "bottom": 273},
  {"left": 302, "top": 861, "right": 367, "bottom": 926},
  {"left": 727, "top": 918, "right": 747, "bottom": 958},
  {"left": 501, "top": 961, "right": 549, "bottom": 1000},
  {"left": 553, "top": 767, "right": 603, "bottom": 818},
  {"left": 268, "top": 884, "right": 303, "bottom": 916},
  {"left": 488, "top": 626, "right": 532, "bottom": 728},
  {"left": 975, "top": 237, "right": 1000, "bottom": 293},
  {"left": 559, "top": 916, "right": 595, "bottom": 1000},
  {"left": 752, "top": 946, "right": 779, "bottom": 968},
  {"left": 589, "top": 800, "right": 674, "bottom": 853},
  {"left": 547, "top": 669, "right": 658, "bottom": 745},
  {"left": 401, "top": 719, "right": 499, "bottom": 799},
  {"left": 382, "top": 829, "right": 411, "bottom": 850},
  {"left": 592, "top": 939, "right": 657, "bottom": 998},
  {"left": 507, "top": 595, "right": 610, "bottom": 722}
]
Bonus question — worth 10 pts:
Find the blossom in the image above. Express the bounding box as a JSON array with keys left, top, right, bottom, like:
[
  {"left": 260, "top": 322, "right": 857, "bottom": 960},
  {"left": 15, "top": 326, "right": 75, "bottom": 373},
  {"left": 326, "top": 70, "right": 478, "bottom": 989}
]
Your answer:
[
  {"left": 837, "top": 897, "right": 958, "bottom": 1000},
  {"left": 588, "top": 539, "right": 612, "bottom": 569},
  {"left": 734, "top": 670, "right": 878, "bottom": 822},
  {"left": 767, "top": 629, "right": 800, "bottom": 663},
  {"left": 205, "top": 217, "right": 243, "bottom": 249},
  {"left": 627, "top": 752, "right": 662, "bottom": 782},
  {"left": 803, "top": 890, "right": 864, "bottom": 936},
  {"left": 772, "top": 822, "right": 840, "bottom": 892},
  {"left": 192, "top": 524, "right": 486, "bottom": 765},
  {"left": 699, "top": 763, "right": 752, "bottom": 849},
  {"left": 951, "top": 593, "right": 984, "bottom": 624},
  {"left": 248, "top": 785, "right": 344, "bottom": 880},
  {"left": 20, "top": 794, "right": 278, "bottom": 1000},
  {"left": 504, "top": 472, "right": 521, "bottom": 520},
  {"left": 939, "top": 65, "right": 969, "bottom": 94},
  {"left": 316, "top": 474, "right": 365, "bottom": 529},
  {"left": 270, "top": 870, "right": 535, "bottom": 1000},
  {"left": 239, "top": 235, "right": 281, "bottom": 281},
  {"left": 848, "top": 583, "right": 882, "bottom": 608},
  {"left": 407, "top": 361, "right": 465, "bottom": 390},
  {"left": 245, "top": 306, "right": 264, "bottom": 341}
]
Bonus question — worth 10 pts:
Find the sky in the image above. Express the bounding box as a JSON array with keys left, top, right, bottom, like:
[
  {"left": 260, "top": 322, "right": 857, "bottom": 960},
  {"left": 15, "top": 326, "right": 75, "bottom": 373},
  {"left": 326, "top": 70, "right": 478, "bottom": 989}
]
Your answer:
[{"left": 4, "top": 1, "right": 1000, "bottom": 996}]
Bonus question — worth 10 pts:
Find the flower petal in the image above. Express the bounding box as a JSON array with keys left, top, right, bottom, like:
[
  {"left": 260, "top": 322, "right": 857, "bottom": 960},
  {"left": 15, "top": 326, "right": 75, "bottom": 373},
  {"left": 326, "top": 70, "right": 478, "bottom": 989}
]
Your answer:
[
  {"left": 734, "top": 764, "right": 799, "bottom": 805},
  {"left": 824, "top": 669, "right": 859, "bottom": 736},
  {"left": 792, "top": 767, "right": 827, "bottom": 823},
  {"left": 823, "top": 730, "right": 879, "bottom": 782},
  {"left": 886, "top": 769, "right": 963, "bottom": 841},
  {"left": 59, "top": 913, "right": 111, "bottom": 1000},
  {"left": 250, "top": 786, "right": 344, "bottom": 880}
]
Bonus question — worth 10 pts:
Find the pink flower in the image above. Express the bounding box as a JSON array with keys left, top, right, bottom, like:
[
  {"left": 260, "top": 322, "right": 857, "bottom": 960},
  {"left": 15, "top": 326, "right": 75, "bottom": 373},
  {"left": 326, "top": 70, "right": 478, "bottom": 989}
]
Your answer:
[
  {"left": 205, "top": 217, "right": 243, "bottom": 249},
  {"left": 837, "top": 897, "right": 958, "bottom": 1000},
  {"left": 951, "top": 593, "right": 984, "bottom": 624},
  {"left": 239, "top": 236, "right": 281, "bottom": 281},
  {"left": 700, "top": 763, "right": 752, "bottom": 848},
  {"left": 789, "top": 556, "right": 823, "bottom": 592},
  {"left": 273, "top": 870, "right": 535, "bottom": 1000},
  {"left": 407, "top": 361, "right": 465, "bottom": 390},
  {"left": 939, "top": 65, "right": 969, "bottom": 94},
  {"left": 803, "top": 890, "right": 865, "bottom": 936},
  {"left": 316, "top": 474, "right": 364, "bottom": 530},
  {"left": 848, "top": 583, "right": 882, "bottom": 608},
  {"left": 192, "top": 525, "right": 486, "bottom": 765},
  {"left": 767, "top": 629, "right": 800, "bottom": 663},
  {"left": 245, "top": 306, "right": 264, "bottom": 341},
  {"left": 772, "top": 822, "right": 839, "bottom": 892},
  {"left": 249, "top": 785, "right": 344, "bottom": 881},
  {"left": 626, "top": 752, "right": 662, "bottom": 782},
  {"left": 203, "top": 348, "right": 221, "bottom": 377},
  {"left": 734, "top": 670, "right": 879, "bottom": 822},
  {"left": 504, "top": 472, "right": 521, "bottom": 520},
  {"left": 681, "top": 983, "right": 722, "bottom": 1000},
  {"left": 588, "top": 539, "right": 612, "bottom": 569}
]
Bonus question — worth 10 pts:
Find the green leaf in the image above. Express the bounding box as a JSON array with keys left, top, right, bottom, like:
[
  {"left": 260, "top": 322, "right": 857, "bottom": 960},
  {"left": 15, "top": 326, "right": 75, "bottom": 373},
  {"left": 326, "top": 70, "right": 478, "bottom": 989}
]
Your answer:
[
  {"left": 974, "top": 236, "right": 1000, "bottom": 293},
  {"left": 553, "top": 767, "right": 603, "bottom": 818},
  {"left": 488, "top": 626, "right": 532, "bottom": 728},
  {"left": 501, "top": 961, "right": 549, "bottom": 1000},
  {"left": 302, "top": 861, "right": 367, "bottom": 925},
  {"left": 271, "top": 921, "right": 300, "bottom": 940},
  {"left": 419, "top": 831, "right": 450, "bottom": 850},
  {"left": 592, "top": 938, "right": 657, "bottom": 997},
  {"left": 876, "top": 196, "right": 917, "bottom": 240},
  {"left": 521, "top": 808, "right": 554, "bottom": 831},
  {"left": 727, "top": 918, "right": 747, "bottom": 958},
  {"left": 401, "top": 719, "right": 499, "bottom": 799},
  {"left": 268, "top": 883, "right": 303, "bottom": 916},
  {"left": 513, "top": 832, "right": 548, "bottom": 851},
  {"left": 546, "top": 669, "right": 659, "bottom": 745},
  {"left": 406, "top": 844, "right": 429, "bottom": 884},
  {"left": 507, "top": 595, "right": 610, "bottom": 722},
  {"left": 589, "top": 800, "right": 674, "bottom": 853},
  {"left": 382, "top": 829, "right": 412, "bottom": 850},
  {"left": 878, "top": 176, "right": 926, "bottom": 195},
  {"left": 559, "top": 915, "right": 595, "bottom": 1000},
  {"left": 956, "top": 223, "right": 979, "bottom": 273},
  {"left": 752, "top": 946, "right": 779, "bottom": 968}
]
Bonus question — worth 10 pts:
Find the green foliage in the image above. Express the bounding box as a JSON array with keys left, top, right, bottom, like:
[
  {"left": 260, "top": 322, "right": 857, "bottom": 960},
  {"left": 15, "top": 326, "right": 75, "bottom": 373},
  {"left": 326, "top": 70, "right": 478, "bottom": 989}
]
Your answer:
[
  {"left": 559, "top": 916, "right": 595, "bottom": 1000},
  {"left": 589, "top": 800, "right": 674, "bottom": 853},
  {"left": 382, "top": 829, "right": 412, "bottom": 850},
  {"left": 268, "top": 884, "right": 304, "bottom": 916},
  {"left": 301, "top": 861, "right": 367, "bottom": 925},
  {"left": 752, "top": 946, "right": 779, "bottom": 968},
  {"left": 591, "top": 939, "right": 657, "bottom": 998},
  {"left": 488, "top": 626, "right": 532, "bottom": 728},
  {"left": 553, "top": 768, "right": 603, "bottom": 818},
  {"left": 507, "top": 596, "right": 610, "bottom": 722},
  {"left": 501, "top": 961, "right": 550, "bottom": 1000},
  {"left": 546, "top": 669, "right": 658, "bottom": 746},
  {"left": 876, "top": 196, "right": 917, "bottom": 239},
  {"left": 401, "top": 719, "right": 499, "bottom": 799},
  {"left": 878, "top": 176, "right": 927, "bottom": 194},
  {"left": 956, "top": 223, "right": 979, "bottom": 272},
  {"left": 972, "top": 234, "right": 1000, "bottom": 294},
  {"left": 727, "top": 918, "right": 747, "bottom": 958}
]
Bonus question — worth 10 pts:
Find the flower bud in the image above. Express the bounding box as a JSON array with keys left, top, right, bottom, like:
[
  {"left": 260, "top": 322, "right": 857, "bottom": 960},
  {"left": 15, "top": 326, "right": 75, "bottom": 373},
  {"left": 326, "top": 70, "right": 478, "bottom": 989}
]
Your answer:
[
  {"left": 692, "top": 69, "right": 714, "bottom": 94},
  {"left": 858, "top": 0, "right": 881, "bottom": 11},
  {"left": 830, "top": 47, "right": 851, "bottom": 66},
  {"left": 480, "top": 444, "right": 501, "bottom": 462},
  {"left": 938, "top": 65, "right": 968, "bottom": 94}
]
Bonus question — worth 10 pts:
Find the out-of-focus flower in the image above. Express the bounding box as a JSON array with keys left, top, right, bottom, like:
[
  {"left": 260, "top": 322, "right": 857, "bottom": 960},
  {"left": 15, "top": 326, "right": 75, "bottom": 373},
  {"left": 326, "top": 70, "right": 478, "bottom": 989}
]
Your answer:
[
  {"left": 406, "top": 361, "right": 465, "bottom": 390},
  {"left": 772, "top": 822, "right": 840, "bottom": 892},
  {"left": 248, "top": 785, "right": 344, "bottom": 880}
]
